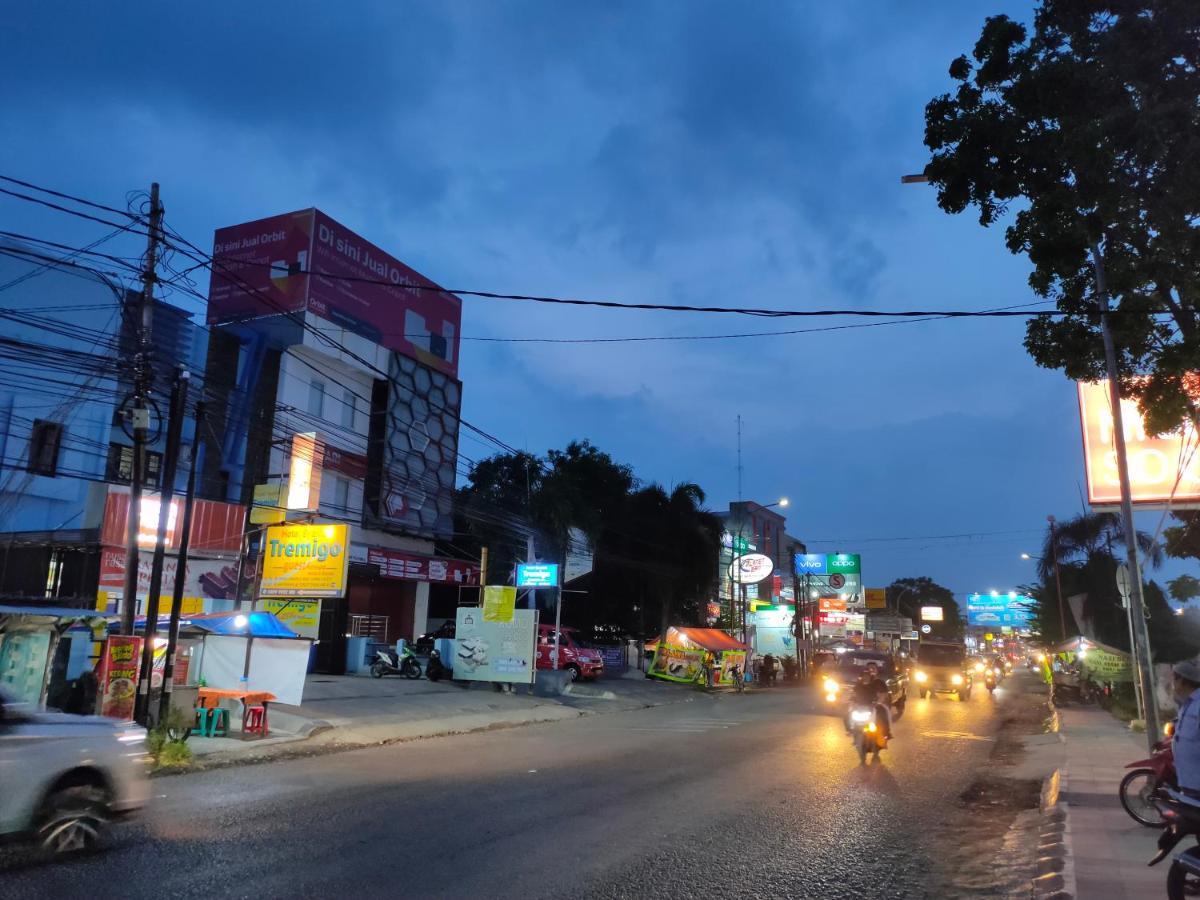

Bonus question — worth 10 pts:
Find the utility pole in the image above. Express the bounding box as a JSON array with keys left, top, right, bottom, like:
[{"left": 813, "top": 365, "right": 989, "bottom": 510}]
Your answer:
[
  {"left": 159, "top": 399, "right": 205, "bottom": 724},
  {"left": 1047, "top": 515, "right": 1069, "bottom": 641},
  {"left": 134, "top": 368, "right": 187, "bottom": 725},
  {"left": 120, "top": 182, "right": 163, "bottom": 636},
  {"left": 1094, "top": 242, "right": 1161, "bottom": 748}
]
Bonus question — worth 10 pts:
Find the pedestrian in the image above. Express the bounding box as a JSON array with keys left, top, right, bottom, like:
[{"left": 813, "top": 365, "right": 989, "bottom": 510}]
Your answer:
[
  {"left": 1172, "top": 659, "right": 1200, "bottom": 791},
  {"left": 762, "top": 654, "right": 777, "bottom": 687}
]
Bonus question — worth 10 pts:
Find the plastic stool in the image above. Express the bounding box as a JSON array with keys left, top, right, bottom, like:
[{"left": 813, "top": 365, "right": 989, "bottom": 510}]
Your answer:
[
  {"left": 193, "top": 707, "right": 212, "bottom": 736},
  {"left": 210, "top": 708, "right": 230, "bottom": 738},
  {"left": 244, "top": 705, "right": 268, "bottom": 736}
]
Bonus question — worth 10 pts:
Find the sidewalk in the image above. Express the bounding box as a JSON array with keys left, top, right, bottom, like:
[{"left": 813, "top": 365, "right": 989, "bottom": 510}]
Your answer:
[
  {"left": 1059, "top": 705, "right": 1162, "bottom": 899},
  {"left": 183, "top": 669, "right": 697, "bottom": 768}
]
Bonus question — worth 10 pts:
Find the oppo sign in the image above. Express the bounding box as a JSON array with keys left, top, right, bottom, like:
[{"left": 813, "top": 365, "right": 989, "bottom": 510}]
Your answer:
[{"left": 729, "top": 553, "right": 775, "bottom": 584}]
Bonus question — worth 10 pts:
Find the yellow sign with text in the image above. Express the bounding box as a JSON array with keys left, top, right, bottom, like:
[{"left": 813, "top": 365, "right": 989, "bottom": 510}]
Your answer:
[
  {"left": 259, "top": 524, "right": 350, "bottom": 598},
  {"left": 261, "top": 599, "right": 321, "bottom": 638},
  {"left": 865, "top": 588, "right": 887, "bottom": 609},
  {"left": 482, "top": 585, "right": 517, "bottom": 623}
]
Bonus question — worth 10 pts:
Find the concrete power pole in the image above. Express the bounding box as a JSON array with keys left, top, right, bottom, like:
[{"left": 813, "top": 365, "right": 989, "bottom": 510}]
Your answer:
[
  {"left": 1093, "top": 242, "right": 1161, "bottom": 749},
  {"left": 120, "top": 183, "right": 163, "bottom": 636}
]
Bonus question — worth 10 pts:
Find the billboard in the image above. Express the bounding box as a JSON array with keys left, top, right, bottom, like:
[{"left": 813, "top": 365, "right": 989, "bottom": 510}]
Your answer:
[
  {"left": 795, "top": 553, "right": 861, "bottom": 575},
  {"left": 729, "top": 553, "right": 774, "bottom": 584},
  {"left": 453, "top": 607, "right": 538, "bottom": 684},
  {"left": 207, "top": 209, "right": 462, "bottom": 378},
  {"left": 966, "top": 592, "right": 1034, "bottom": 628},
  {"left": 1078, "top": 380, "right": 1200, "bottom": 508},
  {"left": 259, "top": 524, "right": 350, "bottom": 598}
]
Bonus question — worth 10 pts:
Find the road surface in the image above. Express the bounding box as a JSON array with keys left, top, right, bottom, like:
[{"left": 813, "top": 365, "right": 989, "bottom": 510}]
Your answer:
[{"left": 3, "top": 676, "right": 1025, "bottom": 898}]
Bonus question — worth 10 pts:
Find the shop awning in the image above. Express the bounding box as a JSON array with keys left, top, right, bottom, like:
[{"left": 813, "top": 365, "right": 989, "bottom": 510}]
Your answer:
[
  {"left": 0, "top": 605, "right": 108, "bottom": 628},
  {"left": 663, "top": 626, "right": 748, "bottom": 653},
  {"left": 185, "top": 611, "right": 302, "bottom": 639}
]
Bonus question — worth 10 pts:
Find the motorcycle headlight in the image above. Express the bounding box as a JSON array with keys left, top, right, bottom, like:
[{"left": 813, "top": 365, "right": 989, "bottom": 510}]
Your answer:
[
  {"left": 974, "top": 662, "right": 985, "bottom": 673},
  {"left": 951, "top": 673, "right": 964, "bottom": 685},
  {"left": 914, "top": 670, "right": 928, "bottom": 683},
  {"left": 823, "top": 678, "right": 839, "bottom": 694}
]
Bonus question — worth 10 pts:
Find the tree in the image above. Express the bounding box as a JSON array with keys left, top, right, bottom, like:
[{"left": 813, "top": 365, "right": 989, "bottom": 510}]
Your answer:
[
  {"left": 1168, "top": 574, "right": 1200, "bottom": 605},
  {"left": 924, "top": 2, "right": 1200, "bottom": 435},
  {"left": 1034, "top": 511, "right": 1162, "bottom": 648},
  {"left": 887, "top": 576, "right": 962, "bottom": 638}
]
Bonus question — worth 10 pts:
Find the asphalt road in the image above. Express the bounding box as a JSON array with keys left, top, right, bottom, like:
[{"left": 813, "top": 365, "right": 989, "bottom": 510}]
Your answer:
[{"left": 3, "top": 674, "right": 1027, "bottom": 899}]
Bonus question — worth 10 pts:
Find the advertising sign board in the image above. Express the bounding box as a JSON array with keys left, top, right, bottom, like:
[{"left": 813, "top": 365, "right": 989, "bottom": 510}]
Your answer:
[
  {"left": 1078, "top": 380, "right": 1200, "bottom": 508},
  {"left": 920, "top": 605, "right": 944, "bottom": 622},
  {"left": 98, "top": 635, "right": 142, "bottom": 721},
  {"left": 366, "top": 547, "right": 479, "bottom": 584},
  {"left": 729, "top": 553, "right": 774, "bottom": 584},
  {"left": 260, "top": 599, "right": 321, "bottom": 639},
  {"left": 647, "top": 644, "right": 707, "bottom": 683},
  {"left": 207, "top": 209, "right": 462, "bottom": 378},
  {"left": 482, "top": 586, "right": 517, "bottom": 623},
  {"left": 516, "top": 563, "right": 559, "bottom": 587},
  {"left": 453, "top": 608, "right": 538, "bottom": 684},
  {"left": 98, "top": 549, "right": 243, "bottom": 605},
  {"left": 966, "top": 593, "right": 1034, "bottom": 628},
  {"left": 795, "top": 553, "right": 862, "bottom": 575},
  {"left": 865, "top": 588, "right": 887, "bottom": 609},
  {"left": 259, "top": 524, "right": 350, "bottom": 598}
]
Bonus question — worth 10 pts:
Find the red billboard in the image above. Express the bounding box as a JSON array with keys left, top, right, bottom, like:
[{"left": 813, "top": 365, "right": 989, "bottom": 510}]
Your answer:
[
  {"left": 207, "top": 208, "right": 462, "bottom": 378},
  {"left": 366, "top": 547, "right": 479, "bottom": 584}
]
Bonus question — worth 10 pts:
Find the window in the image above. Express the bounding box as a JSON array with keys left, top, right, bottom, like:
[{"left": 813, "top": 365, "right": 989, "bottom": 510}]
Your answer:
[
  {"left": 106, "top": 442, "right": 162, "bottom": 487},
  {"left": 27, "top": 420, "right": 63, "bottom": 476},
  {"left": 333, "top": 476, "right": 350, "bottom": 512},
  {"left": 307, "top": 379, "right": 325, "bottom": 418},
  {"left": 342, "top": 389, "right": 358, "bottom": 430}
]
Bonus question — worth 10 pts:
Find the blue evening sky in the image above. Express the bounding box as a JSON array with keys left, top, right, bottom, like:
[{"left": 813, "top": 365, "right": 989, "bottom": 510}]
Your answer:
[{"left": 2, "top": 2, "right": 1187, "bottom": 600}]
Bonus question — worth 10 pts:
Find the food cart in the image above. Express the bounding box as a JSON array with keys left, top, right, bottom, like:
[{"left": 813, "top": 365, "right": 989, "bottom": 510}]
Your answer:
[{"left": 646, "top": 626, "right": 748, "bottom": 686}]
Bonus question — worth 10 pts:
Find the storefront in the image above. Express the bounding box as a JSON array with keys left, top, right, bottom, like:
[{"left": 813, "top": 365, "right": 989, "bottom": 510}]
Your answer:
[{"left": 0, "top": 605, "right": 108, "bottom": 707}]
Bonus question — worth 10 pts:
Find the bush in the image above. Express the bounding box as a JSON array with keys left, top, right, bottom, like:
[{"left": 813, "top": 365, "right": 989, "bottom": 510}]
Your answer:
[
  {"left": 146, "top": 727, "right": 167, "bottom": 759},
  {"left": 157, "top": 741, "right": 193, "bottom": 769}
]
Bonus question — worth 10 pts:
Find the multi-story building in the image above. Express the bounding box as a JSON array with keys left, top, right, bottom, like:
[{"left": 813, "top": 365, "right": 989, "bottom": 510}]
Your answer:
[{"left": 200, "top": 209, "right": 478, "bottom": 673}]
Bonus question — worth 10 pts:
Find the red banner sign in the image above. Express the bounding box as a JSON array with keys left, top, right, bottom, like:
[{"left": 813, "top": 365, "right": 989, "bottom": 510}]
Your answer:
[
  {"left": 98, "top": 635, "right": 142, "bottom": 721},
  {"left": 100, "top": 488, "right": 245, "bottom": 554},
  {"left": 366, "top": 547, "right": 479, "bottom": 584}
]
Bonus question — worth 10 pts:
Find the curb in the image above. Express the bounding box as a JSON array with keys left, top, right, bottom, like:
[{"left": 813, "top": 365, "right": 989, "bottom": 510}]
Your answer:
[{"left": 1029, "top": 700, "right": 1076, "bottom": 900}]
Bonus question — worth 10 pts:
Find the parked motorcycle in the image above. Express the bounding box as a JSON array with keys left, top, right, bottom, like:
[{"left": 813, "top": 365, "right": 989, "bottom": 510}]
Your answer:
[
  {"left": 848, "top": 703, "right": 887, "bottom": 765},
  {"left": 371, "top": 645, "right": 422, "bottom": 679},
  {"left": 1149, "top": 787, "right": 1200, "bottom": 898},
  {"left": 425, "top": 648, "right": 450, "bottom": 682},
  {"left": 1121, "top": 723, "right": 1177, "bottom": 827}
]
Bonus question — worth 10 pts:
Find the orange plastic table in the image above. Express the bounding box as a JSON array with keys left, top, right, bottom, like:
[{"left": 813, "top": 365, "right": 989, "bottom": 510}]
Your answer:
[{"left": 196, "top": 688, "right": 277, "bottom": 736}]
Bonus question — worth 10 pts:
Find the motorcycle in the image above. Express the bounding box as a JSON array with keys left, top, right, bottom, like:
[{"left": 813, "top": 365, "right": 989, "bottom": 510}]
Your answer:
[
  {"left": 985, "top": 668, "right": 998, "bottom": 696},
  {"left": 371, "top": 645, "right": 422, "bottom": 679},
  {"left": 1149, "top": 788, "right": 1200, "bottom": 899},
  {"left": 1121, "top": 722, "right": 1177, "bottom": 827},
  {"left": 848, "top": 703, "right": 887, "bottom": 765},
  {"left": 425, "top": 648, "right": 450, "bottom": 682}
]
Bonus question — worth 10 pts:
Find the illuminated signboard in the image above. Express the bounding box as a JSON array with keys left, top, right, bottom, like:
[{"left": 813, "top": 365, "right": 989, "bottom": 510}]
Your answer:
[
  {"left": 516, "top": 563, "right": 559, "bottom": 587},
  {"left": 1078, "top": 381, "right": 1200, "bottom": 509},
  {"left": 795, "top": 553, "right": 862, "bottom": 575},
  {"left": 260, "top": 524, "right": 350, "bottom": 598},
  {"left": 729, "top": 553, "right": 775, "bottom": 584},
  {"left": 966, "top": 592, "right": 1034, "bottom": 628},
  {"left": 920, "top": 605, "right": 944, "bottom": 622}
]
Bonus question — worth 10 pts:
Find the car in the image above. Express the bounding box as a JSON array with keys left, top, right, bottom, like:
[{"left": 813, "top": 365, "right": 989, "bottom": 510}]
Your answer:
[
  {"left": 821, "top": 650, "right": 908, "bottom": 714},
  {"left": 0, "top": 687, "right": 150, "bottom": 855},
  {"left": 912, "top": 641, "right": 973, "bottom": 700},
  {"left": 535, "top": 625, "right": 605, "bottom": 680},
  {"left": 413, "top": 620, "right": 456, "bottom": 654}
]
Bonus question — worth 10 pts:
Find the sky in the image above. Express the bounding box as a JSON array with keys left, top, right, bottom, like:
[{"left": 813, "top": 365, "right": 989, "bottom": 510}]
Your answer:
[{"left": 1, "top": 1, "right": 1189, "bottom": 601}]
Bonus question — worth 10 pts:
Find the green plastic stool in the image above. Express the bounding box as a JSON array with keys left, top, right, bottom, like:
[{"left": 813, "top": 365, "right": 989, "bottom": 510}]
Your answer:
[
  {"left": 193, "top": 707, "right": 212, "bottom": 737},
  {"left": 210, "top": 708, "right": 230, "bottom": 738}
]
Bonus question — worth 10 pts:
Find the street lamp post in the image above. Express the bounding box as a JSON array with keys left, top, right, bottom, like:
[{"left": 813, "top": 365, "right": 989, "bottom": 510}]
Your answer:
[{"left": 1021, "top": 519, "right": 1069, "bottom": 641}]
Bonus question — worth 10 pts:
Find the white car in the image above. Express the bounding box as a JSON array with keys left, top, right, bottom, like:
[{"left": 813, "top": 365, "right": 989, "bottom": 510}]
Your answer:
[{"left": 0, "top": 688, "right": 150, "bottom": 854}]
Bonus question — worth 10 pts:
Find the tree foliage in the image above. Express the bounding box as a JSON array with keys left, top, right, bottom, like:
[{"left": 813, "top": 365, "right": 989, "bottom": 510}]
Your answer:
[
  {"left": 454, "top": 440, "right": 722, "bottom": 638},
  {"left": 887, "top": 576, "right": 962, "bottom": 638},
  {"left": 924, "top": 1, "right": 1200, "bottom": 434}
]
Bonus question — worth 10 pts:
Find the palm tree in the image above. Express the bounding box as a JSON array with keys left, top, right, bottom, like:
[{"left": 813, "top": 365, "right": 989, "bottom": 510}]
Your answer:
[{"left": 1038, "top": 512, "right": 1162, "bottom": 583}]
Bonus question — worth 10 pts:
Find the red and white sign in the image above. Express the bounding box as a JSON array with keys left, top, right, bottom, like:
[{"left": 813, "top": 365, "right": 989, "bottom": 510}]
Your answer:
[
  {"left": 323, "top": 443, "right": 367, "bottom": 479},
  {"left": 366, "top": 547, "right": 479, "bottom": 584},
  {"left": 98, "top": 549, "right": 242, "bottom": 601}
]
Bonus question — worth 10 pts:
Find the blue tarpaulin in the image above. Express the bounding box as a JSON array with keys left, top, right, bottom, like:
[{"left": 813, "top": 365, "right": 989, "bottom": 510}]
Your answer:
[{"left": 106, "top": 611, "right": 302, "bottom": 639}]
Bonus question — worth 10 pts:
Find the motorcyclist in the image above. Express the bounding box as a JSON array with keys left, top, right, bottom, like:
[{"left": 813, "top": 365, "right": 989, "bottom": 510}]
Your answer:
[
  {"left": 849, "top": 663, "right": 893, "bottom": 739},
  {"left": 1172, "top": 659, "right": 1200, "bottom": 792}
]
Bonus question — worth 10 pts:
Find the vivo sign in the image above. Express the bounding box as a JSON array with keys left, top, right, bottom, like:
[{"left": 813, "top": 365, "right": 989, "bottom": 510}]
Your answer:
[{"left": 729, "top": 553, "right": 775, "bottom": 584}]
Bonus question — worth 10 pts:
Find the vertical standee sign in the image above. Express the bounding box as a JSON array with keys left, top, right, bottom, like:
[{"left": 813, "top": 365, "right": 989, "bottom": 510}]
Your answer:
[
  {"left": 453, "top": 607, "right": 538, "bottom": 684},
  {"left": 98, "top": 635, "right": 142, "bottom": 721}
]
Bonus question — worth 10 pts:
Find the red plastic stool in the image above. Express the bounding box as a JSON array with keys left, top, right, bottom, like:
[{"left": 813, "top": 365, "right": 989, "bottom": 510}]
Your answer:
[{"left": 243, "top": 705, "right": 268, "bottom": 736}]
